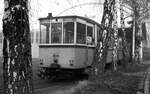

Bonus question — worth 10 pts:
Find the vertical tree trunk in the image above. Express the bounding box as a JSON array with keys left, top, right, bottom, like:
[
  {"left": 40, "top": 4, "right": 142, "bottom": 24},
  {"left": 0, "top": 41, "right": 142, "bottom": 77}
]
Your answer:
[
  {"left": 3, "top": 0, "right": 34, "bottom": 94},
  {"left": 112, "top": 0, "right": 118, "bottom": 71},
  {"left": 120, "top": 0, "right": 128, "bottom": 70},
  {"left": 91, "top": 0, "right": 113, "bottom": 78},
  {"left": 93, "top": 0, "right": 118, "bottom": 76},
  {"left": 139, "top": 24, "right": 143, "bottom": 63},
  {"left": 135, "top": 23, "right": 143, "bottom": 63},
  {"left": 132, "top": 16, "right": 136, "bottom": 63}
]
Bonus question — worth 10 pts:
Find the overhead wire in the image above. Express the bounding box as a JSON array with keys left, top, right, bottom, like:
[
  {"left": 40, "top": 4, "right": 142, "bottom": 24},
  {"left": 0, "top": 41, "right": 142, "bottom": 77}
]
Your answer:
[{"left": 66, "top": 0, "right": 77, "bottom": 15}]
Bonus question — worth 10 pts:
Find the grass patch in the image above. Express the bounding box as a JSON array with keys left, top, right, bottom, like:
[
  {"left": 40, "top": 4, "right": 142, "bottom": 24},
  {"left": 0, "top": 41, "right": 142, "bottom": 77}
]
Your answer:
[
  {"left": 120, "top": 63, "right": 150, "bottom": 73},
  {"left": 73, "top": 71, "right": 141, "bottom": 94},
  {"left": 103, "top": 71, "right": 140, "bottom": 94},
  {"left": 73, "top": 62, "right": 149, "bottom": 94}
]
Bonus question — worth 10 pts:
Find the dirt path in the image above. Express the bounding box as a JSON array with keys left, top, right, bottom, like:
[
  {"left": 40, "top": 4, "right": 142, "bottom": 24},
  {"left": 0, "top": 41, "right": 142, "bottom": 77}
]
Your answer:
[
  {"left": 34, "top": 80, "right": 88, "bottom": 94},
  {"left": 144, "top": 66, "right": 150, "bottom": 94}
]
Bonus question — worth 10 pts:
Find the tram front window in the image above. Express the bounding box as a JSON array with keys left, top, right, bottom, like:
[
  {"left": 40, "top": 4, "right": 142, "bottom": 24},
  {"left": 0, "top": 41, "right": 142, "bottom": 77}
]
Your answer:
[
  {"left": 77, "top": 22, "right": 86, "bottom": 44},
  {"left": 63, "top": 22, "right": 74, "bottom": 43},
  {"left": 87, "top": 26, "right": 94, "bottom": 45},
  {"left": 40, "top": 23, "right": 50, "bottom": 44},
  {"left": 51, "top": 23, "right": 62, "bottom": 43}
]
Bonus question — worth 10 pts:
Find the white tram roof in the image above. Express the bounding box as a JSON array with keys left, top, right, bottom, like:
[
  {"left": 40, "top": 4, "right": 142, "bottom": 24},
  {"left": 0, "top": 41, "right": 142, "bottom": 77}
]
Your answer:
[{"left": 39, "top": 15, "right": 101, "bottom": 27}]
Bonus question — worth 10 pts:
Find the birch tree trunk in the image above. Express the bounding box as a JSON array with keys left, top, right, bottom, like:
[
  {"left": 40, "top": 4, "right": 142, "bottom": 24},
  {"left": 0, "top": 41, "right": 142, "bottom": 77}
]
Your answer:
[
  {"left": 120, "top": 0, "right": 129, "bottom": 70},
  {"left": 93, "top": 0, "right": 116, "bottom": 76},
  {"left": 3, "top": 0, "right": 34, "bottom": 94},
  {"left": 112, "top": 0, "right": 118, "bottom": 71},
  {"left": 135, "top": 23, "right": 143, "bottom": 63},
  {"left": 132, "top": 16, "right": 136, "bottom": 63},
  {"left": 139, "top": 24, "right": 143, "bottom": 63}
]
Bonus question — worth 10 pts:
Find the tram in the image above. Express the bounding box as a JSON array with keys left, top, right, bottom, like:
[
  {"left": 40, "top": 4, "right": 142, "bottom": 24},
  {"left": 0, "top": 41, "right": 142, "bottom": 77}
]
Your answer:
[{"left": 37, "top": 13, "right": 123, "bottom": 79}]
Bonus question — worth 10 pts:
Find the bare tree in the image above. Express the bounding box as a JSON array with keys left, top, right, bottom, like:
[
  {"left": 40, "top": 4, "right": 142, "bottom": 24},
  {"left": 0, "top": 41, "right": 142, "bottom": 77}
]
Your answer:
[
  {"left": 92, "top": 0, "right": 118, "bottom": 77},
  {"left": 123, "top": 0, "right": 150, "bottom": 63},
  {"left": 120, "top": 0, "right": 130, "bottom": 70},
  {"left": 3, "top": 0, "right": 33, "bottom": 94}
]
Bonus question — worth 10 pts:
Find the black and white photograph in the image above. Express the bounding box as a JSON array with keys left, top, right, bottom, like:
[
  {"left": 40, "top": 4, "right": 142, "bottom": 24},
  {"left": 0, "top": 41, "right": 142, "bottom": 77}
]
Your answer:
[{"left": 0, "top": 0, "right": 150, "bottom": 94}]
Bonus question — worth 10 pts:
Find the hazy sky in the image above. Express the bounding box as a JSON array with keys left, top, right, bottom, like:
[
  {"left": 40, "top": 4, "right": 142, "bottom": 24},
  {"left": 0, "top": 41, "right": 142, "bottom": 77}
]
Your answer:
[
  {"left": 0, "top": 0, "right": 104, "bottom": 30},
  {"left": 29, "top": 0, "right": 104, "bottom": 29},
  {"left": 0, "top": 0, "right": 132, "bottom": 30}
]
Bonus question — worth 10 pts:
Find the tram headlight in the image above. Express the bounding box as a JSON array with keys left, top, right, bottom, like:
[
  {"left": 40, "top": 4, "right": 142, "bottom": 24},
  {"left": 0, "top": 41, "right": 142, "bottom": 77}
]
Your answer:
[
  {"left": 53, "top": 53, "right": 59, "bottom": 64},
  {"left": 69, "top": 60, "right": 74, "bottom": 66},
  {"left": 40, "top": 59, "right": 43, "bottom": 65},
  {"left": 54, "top": 59, "right": 58, "bottom": 63}
]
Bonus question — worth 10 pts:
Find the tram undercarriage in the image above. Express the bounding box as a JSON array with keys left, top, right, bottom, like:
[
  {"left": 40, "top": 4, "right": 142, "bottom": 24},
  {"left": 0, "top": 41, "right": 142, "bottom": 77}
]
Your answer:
[{"left": 37, "top": 66, "right": 87, "bottom": 79}]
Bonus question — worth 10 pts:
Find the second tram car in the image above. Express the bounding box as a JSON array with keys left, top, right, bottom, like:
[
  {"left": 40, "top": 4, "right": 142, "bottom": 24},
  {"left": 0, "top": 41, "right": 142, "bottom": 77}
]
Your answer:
[{"left": 38, "top": 14, "right": 123, "bottom": 79}]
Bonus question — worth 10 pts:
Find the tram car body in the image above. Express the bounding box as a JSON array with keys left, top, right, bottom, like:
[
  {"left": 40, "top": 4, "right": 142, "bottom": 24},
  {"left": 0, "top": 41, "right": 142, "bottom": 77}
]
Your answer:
[{"left": 38, "top": 14, "right": 123, "bottom": 79}]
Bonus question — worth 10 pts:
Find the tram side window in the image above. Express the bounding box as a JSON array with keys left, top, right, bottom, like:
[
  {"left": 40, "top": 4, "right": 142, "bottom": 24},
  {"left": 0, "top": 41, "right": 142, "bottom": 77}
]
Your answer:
[
  {"left": 87, "top": 26, "right": 94, "bottom": 45},
  {"left": 40, "top": 23, "right": 50, "bottom": 44},
  {"left": 77, "top": 22, "right": 86, "bottom": 44},
  {"left": 63, "top": 22, "right": 74, "bottom": 43},
  {"left": 51, "top": 23, "right": 62, "bottom": 43}
]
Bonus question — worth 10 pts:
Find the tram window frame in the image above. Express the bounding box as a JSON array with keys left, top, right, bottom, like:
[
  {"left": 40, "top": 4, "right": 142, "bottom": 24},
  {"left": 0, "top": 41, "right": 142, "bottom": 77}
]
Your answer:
[
  {"left": 40, "top": 22, "right": 50, "bottom": 44},
  {"left": 51, "top": 22, "right": 62, "bottom": 44},
  {"left": 76, "top": 22, "right": 86, "bottom": 44},
  {"left": 63, "top": 22, "right": 74, "bottom": 44}
]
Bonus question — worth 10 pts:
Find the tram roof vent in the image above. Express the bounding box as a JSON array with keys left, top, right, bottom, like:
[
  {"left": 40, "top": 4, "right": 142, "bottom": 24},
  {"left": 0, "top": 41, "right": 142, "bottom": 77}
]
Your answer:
[{"left": 47, "top": 13, "right": 53, "bottom": 18}]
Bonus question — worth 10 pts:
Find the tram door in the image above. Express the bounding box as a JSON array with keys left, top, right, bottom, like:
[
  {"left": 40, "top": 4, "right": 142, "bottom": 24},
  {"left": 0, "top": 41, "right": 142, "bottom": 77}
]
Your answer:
[
  {"left": 86, "top": 36, "right": 91, "bottom": 62},
  {"left": 86, "top": 36, "right": 92, "bottom": 64},
  {"left": 86, "top": 25, "right": 94, "bottom": 66}
]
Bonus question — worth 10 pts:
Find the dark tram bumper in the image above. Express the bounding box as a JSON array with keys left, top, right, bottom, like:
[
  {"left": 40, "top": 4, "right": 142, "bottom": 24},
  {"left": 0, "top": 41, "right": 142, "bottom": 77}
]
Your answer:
[
  {"left": 37, "top": 63, "right": 61, "bottom": 79},
  {"left": 37, "top": 64, "right": 85, "bottom": 79}
]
